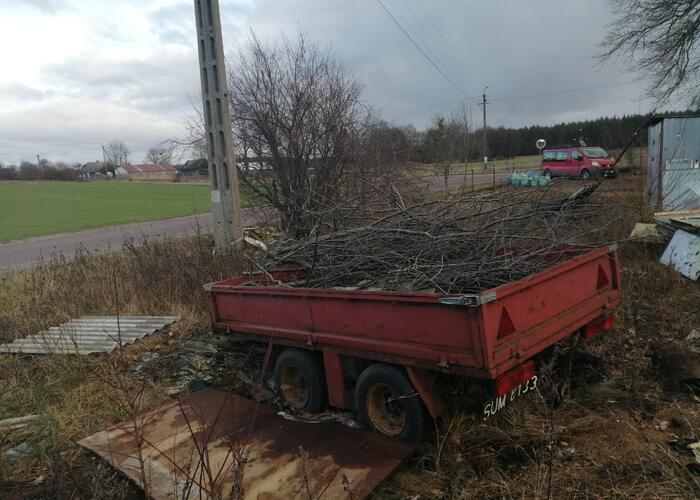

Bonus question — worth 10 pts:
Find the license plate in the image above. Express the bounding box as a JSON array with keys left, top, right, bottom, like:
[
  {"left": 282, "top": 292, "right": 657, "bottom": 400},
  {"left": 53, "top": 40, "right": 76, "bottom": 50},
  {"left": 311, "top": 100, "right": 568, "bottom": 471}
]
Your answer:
[{"left": 482, "top": 375, "right": 538, "bottom": 420}]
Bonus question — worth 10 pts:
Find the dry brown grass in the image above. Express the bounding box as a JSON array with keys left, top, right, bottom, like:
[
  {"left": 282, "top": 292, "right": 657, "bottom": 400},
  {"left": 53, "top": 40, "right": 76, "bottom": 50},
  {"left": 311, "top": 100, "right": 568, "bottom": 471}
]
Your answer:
[
  {"left": 1, "top": 174, "right": 698, "bottom": 499},
  {"left": 375, "top": 175, "right": 700, "bottom": 499},
  {"left": 0, "top": 231, "right": 246, "bottom": 344},
  {"left": 0, "top": 234, "right": 247, "bottom": 498}
]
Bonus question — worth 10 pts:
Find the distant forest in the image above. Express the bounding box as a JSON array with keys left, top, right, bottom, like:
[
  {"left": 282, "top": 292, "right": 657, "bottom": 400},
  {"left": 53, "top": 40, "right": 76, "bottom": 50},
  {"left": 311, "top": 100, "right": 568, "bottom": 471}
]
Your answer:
[
  {"left": 481, "top": 109, "right": 698, "bottom": 159},
  {"left": 375, "top": 109, "right": 699, "bottom": 165}
]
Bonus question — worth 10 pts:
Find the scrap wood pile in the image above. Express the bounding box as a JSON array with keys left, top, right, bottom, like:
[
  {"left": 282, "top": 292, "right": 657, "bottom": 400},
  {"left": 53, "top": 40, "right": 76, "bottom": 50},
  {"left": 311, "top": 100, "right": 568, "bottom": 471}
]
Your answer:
[{"left": 261, "top": 185, "right": 612, "bottom": 294}]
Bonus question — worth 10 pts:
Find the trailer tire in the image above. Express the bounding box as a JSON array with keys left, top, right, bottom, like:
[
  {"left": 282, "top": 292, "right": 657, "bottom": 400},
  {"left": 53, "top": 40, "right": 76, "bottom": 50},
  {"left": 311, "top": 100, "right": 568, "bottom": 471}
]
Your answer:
[
  {"left": 355, "top": 364, "right": 425, "bottom": 441},
  {"left": 274, "top": 349, "right": 326, "bottom": 413}
]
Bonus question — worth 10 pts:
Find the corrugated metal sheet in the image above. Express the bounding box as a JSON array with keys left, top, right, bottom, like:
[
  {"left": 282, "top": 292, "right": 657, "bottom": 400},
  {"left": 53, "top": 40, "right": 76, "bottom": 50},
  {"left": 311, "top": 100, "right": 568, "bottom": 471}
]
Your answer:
[
  {"left": 660, "top": 229, "right": 700, "bottom": 280},
  {"left": 0, "top": 316, "right": 179, "bottom": 354},
  {"left": 647, "top": 116, "right": 700, "bottom": 211}
]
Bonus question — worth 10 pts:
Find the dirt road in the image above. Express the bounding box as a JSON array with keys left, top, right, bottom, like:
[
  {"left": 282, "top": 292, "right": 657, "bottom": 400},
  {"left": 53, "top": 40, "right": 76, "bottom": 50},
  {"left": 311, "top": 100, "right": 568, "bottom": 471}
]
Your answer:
[
  {"left": 431, "top": 169, "right": 512, "bottom": 192},
  {"left": 0, "top": 171, "right": 512, "bottom": 273}
]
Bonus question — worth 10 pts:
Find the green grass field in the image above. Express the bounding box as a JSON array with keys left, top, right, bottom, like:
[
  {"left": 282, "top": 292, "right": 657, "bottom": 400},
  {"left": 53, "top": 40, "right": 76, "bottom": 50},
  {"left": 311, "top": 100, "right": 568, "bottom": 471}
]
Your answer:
[{"left": 0, "top": 181, "right": 235, "bottom": 242}]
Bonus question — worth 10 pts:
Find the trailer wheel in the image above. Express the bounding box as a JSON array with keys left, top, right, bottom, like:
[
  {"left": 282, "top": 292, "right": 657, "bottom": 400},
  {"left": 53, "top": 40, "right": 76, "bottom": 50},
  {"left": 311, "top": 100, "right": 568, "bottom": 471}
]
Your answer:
[
  {"left": 355, "top": 364, "right": 425, "bottom": 441},
  {"left": 274, "top": 349, "right": 326, "bottom": 413}
]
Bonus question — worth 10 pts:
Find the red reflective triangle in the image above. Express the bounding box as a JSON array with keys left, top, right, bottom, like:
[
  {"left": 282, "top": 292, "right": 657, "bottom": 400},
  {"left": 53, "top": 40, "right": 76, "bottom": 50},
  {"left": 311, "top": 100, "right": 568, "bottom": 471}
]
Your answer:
[
  {"left": 597, "top": 265, "right": 610, "bottom": 289},
  {"left": 497, "top": 308, "right": 516, "bottom": 339}
]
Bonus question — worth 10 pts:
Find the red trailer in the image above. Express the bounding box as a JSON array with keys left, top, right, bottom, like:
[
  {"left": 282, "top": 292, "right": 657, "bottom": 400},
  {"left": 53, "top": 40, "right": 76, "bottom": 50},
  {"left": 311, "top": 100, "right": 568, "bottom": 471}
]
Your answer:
[{"left": 205, "top": 245, "right": 622, "bottom": 440}]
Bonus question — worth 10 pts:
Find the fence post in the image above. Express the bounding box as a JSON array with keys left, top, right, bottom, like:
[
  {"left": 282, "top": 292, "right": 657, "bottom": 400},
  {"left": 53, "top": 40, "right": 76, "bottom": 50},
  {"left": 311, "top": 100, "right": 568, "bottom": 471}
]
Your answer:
[
  {"left": 471, "top": 168, "right": 474, "bottom": 191},
  {"left": 492, "top": 166, "right": 496, "bottom": 186}
]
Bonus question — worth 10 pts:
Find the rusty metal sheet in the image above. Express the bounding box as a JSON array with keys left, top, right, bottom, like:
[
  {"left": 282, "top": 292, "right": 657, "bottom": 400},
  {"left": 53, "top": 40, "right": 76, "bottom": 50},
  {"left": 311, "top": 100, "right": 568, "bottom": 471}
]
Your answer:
[{"left": 78, "top": 389, "right": 415, "bottom": 499}]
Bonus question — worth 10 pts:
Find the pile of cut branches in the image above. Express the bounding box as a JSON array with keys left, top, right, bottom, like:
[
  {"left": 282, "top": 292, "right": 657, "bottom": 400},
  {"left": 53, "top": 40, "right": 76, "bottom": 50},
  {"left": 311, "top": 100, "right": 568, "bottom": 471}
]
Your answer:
[{"left": 262, "top": 186, "right": 614, "bottom": 293}]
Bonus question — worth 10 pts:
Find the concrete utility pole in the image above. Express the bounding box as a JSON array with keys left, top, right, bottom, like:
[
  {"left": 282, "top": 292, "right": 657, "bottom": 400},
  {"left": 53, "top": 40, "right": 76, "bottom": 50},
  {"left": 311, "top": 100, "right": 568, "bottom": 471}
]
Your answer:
[
  {"left": 193, "top": 0, "right": 243, "bottom": 248},
  {"left": 481, "top": 86, "right": 488, "bottom": 169}
]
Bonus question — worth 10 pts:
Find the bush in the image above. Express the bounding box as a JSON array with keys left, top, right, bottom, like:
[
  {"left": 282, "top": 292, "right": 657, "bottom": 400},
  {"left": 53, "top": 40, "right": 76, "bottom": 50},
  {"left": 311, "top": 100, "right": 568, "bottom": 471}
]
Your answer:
[
  {"left": 40, "top": 166, "right": 77, "bottom": 181},
  {"left": 1, "top": 163, "right": 78, "bottom": 181},
  {"left": 0, "top": 166, "right": 17, "bottom": 180},
  {"left": 18, "top": 163, "right": 41, "bottom": 180}
]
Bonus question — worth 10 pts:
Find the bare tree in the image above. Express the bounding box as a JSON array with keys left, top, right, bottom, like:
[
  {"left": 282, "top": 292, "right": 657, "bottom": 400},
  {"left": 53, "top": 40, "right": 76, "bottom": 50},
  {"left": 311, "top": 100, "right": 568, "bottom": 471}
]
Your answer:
[
  {"left": 428, "top": 117, "right": 453, "bottom": 195},
  {"left": 359, "top": 120, "right": 416, "bottom": 170},
  {"left": 145, "top": 145, "right": 173, "bottom": 165},
  {"left": 454, "top": 102, "right": 472, "bottom": 166},
  {"left": 103, "top": 141, "right": 130, "bottom": 168},
  {"left": 598, "top": 0, "right": 700, "bottom": 107},
  {"left": 426, "top": 112, "right": 468, "bottom": 195},
  {"left": 228, "top": 31, "right": 370, "bottom": 237},
  {"left": 176, "top": 94, "right": 208, "bottom": 160}
]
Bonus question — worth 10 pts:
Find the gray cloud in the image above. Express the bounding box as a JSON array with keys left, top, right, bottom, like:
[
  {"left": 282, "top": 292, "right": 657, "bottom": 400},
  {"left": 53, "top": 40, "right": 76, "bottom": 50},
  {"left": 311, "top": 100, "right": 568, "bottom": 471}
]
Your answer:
[
  {"left": 236, "top": 0, "right": 652, "bottom": 129},
  {"left": 0, "top": 0, "right": 678, "bottom": 164},
  {"left": 148, "top": 2, "right": 196, "bottom": 45},
  {"left": 0, "top": 83, "right": 55, "bottom": 101}
]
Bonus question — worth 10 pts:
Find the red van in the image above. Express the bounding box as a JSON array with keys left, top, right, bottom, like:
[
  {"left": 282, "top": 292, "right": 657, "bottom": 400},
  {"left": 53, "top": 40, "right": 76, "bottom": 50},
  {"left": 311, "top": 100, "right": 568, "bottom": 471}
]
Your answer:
[{"left": 541, "top": 147, "right": 617, "bottom": 179}]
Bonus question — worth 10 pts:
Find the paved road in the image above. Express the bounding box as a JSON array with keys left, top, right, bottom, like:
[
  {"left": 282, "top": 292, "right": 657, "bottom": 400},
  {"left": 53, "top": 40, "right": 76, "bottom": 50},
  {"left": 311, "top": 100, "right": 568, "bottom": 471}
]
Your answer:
[
  {"left": 1, "top": 171, "right": 511, "bottom": 273},
  {"left": 0, "top": 209, "right": 265, "bottom": 273}
]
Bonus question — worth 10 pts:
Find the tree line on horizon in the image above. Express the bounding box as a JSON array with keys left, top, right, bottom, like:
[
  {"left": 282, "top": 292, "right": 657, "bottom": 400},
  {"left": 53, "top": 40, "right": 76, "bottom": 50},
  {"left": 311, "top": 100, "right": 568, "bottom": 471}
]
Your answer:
[
  {"left": 369, "top": 109, "right": 697, "bottom": 166},
  {"left": 0, "top": 160, "right": 80, "bottom": 181},
  {"left": 2, "top": 108, "right": 695, "bottom": 183}
]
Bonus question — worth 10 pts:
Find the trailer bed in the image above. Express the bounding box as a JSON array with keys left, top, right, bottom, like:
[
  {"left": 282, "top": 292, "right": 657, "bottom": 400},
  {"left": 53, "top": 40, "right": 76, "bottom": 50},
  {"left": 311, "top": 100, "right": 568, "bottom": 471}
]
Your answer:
[{"left": 206, "top": 245, "right": 622, "bottom": 380}]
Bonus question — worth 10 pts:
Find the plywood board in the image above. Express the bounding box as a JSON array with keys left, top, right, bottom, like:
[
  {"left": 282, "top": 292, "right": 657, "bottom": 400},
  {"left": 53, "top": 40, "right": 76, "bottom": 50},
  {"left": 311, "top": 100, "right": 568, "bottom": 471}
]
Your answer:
[{"left": 79, "top": 389, "right": 415, "bottom": 499}]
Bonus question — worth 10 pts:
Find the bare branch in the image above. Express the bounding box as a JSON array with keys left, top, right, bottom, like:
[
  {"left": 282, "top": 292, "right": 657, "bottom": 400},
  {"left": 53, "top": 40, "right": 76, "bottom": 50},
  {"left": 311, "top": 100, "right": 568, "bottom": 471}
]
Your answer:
[{"left": 598, "top": 0, "right": 700, "bottom": 107}]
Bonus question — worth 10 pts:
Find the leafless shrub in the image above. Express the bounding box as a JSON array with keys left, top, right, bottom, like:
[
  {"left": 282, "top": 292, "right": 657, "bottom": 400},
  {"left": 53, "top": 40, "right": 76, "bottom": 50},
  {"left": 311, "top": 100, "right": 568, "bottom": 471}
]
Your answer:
[
  {"left": 424, "top": 104, "right": 472, "bottom": 195},
  {"left": 228, "top": 30, "right": 374, "bottom": 237}
]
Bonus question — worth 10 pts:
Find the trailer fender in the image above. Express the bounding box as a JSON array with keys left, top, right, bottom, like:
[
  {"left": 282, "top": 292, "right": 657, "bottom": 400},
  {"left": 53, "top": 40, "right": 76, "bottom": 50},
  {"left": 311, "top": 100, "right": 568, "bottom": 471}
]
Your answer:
[{"left": 405, "top": 367, "right": 446, "bottom": 419}]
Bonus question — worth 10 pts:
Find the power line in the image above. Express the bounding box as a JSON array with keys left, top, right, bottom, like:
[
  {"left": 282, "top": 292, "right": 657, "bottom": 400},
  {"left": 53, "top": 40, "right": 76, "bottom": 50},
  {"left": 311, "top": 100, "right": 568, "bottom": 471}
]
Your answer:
[
  {"left": 415, "top": 0, "right": 478, "bottom": 95},
  {"left": 399, "top": 0, "right": 477, "bottom": 97},
  {"left": 376, "top": 0, "right": 477, "bottom": 102},
  {"left": 396, "top": 1, "right": 459, "bottom": 86}
]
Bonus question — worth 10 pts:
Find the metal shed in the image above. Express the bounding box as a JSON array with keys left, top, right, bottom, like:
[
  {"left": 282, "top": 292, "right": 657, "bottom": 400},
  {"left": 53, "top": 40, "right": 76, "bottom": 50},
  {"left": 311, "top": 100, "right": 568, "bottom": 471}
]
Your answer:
[{"left": 647, "top": 115, "right": 700, "bottom": 211}]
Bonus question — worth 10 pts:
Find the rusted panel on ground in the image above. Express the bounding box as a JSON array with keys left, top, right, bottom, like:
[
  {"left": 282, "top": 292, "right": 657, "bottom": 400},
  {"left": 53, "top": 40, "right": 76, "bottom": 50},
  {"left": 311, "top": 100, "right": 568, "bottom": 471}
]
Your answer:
[{"left": 78, "top": 389, "right": 415, "bottom": 499}]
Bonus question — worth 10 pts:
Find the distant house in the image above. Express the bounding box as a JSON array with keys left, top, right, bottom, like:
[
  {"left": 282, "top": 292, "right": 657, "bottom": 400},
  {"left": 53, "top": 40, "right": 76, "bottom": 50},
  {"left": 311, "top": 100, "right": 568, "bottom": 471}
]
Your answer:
[
  {"left": 116, "top": 163, "right": 177, "bottom": 181},
  {"left": 80, "top": 161, "right": 114, "bottom": 179},
  {"left": 240, "top": 155, "right": 273, "bottom": 172},
  {"left": 176, "top": 159, "right": 209, "bottom": 177}
]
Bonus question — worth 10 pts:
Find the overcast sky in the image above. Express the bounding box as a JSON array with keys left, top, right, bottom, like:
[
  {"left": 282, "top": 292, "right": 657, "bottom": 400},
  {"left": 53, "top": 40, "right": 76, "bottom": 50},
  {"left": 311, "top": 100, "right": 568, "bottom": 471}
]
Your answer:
[{"left": 0, "top": 0, "right": 676, "bottom": 164}]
